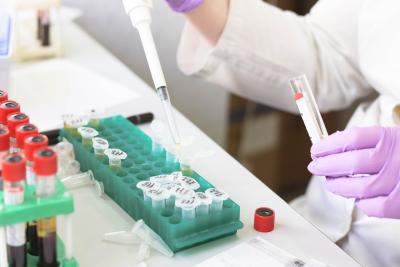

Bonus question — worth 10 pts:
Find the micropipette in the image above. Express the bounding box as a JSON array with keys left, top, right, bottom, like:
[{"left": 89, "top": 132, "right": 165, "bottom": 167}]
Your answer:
[
  {"left": 122, "top": 0, "right": 181, "bottom": 146},
  {"left": 289, "top": 75, "right": 328, "bottom": 144}
]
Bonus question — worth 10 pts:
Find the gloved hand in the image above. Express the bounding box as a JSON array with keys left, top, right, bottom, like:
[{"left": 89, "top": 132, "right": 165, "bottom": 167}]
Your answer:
[
  {"left": 166, "top": 0, "right": 205, "bottom": 12},
  {"left": 308, "top": 126, "right": 400, "bottom": 219}
]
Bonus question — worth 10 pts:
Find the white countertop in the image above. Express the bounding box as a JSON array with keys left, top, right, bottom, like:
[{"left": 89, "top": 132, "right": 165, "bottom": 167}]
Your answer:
[{"left": 10, "top": 21, "right": 361, "bottom": 267}]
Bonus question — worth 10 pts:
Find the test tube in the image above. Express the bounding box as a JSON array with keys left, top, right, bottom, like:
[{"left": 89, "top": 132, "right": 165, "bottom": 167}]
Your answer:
[
  {"left": 23, "top": 134, "right": 49, "bottom": 186},
  {"left": 88, "top": 109, "right": 101, "bottom": 129},
  {"left": 2, "top": 153, "right": 27, "bottom": 267},
  {"left": 34, "top": 148, "right": 59, "bottom": 267},
  {"left": 146, "top": 188, "right": 170, "bottom": 210},
  {"left": 77, "top": 127, "right": 99, "bottom": 147},
  {"left": 15, "top": 124, "right": 38, "bottom": 152},
  {"left": 0, "top": 101, "right": 20, "bottom": 124},
  {"left": 195, "top": 192, "right": 212, "bottom": 216},
  {"left": 104, "top": 148, "right": 127, "bottom": 171},
  {"left": 6, "top": 113, "right": 29, "bottom": 151},
  {"left": 23, "top": 134, "right": 48, "bottom": 257},
  {"left": 0, "top": 126, "right": 10, "bottom": 189},
  {"left": 65, "top": 116, "right": 87, "bottom": 138},
  {"left": 289, "top": 75, "right": 328, "bottom": 144},
  {"left": 92, "top": 137, "right": 109, "bottom": 159},
  {"left": 205, "top": 188, "right": 229, "bottom": 212},
  {"left": 175, "top": 197, "right": 200, "bottom": 220},
  {"left": 136, "top": 181, "right": 161, "bottom": 202}
]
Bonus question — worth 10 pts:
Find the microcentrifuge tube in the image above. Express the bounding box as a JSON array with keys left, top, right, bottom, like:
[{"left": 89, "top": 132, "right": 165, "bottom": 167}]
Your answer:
[
  {"left": 195, "top": 192, "right": 212, "bottom": 216},
  {"left": 92, "top": 137, "right": 109, "bottom": 159},
  {"left": 78, "top": 127, "right": 99, "bottom": 147},
  {"left": 146, "top": 188, "right": 170, "bottom": 210},
  {"left": 104, "top": 148, "right": 127, "bottom": 171},
  {"left": 179, "top": 154, "right": 193, "bottom": 177},
  {"left": 169, "top": 186, "right": 195, "bottom": 209},
  {"left": 178, "top": 176, "right": 200, "bottom": 191},
  {"left": 205, "top": 188, "right": 229, "bottom": 212},
  {"left": 136, "top": 181, "right": 161, "bottom": 202},
  {"left": 149, "top": 174, "right": 172, "bottom": 185},
  {"left": 65, "top": 116, "right": 88, "bottom": 138},
  {"left": 61, "top": 170, "right": 96, "bottom": 189},
  {"left": 175, "top": 197, "right": 199, "bottom": 220},
  {"left": 88, "top": 109, "right": 101, "bottom": 130}
]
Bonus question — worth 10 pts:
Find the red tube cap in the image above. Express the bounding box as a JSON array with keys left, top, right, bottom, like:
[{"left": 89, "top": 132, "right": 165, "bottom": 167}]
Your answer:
[
  {"left": 0, "top": 101, "right": 20, "bottom": 124},
  {"left": 34, "top": 148, "right": 57, "bottom": 176},
  {"left": 16, "top": 124, "right": 38, "bottom": 149},
  {"left": 0, "top": 126, "right": 10, "bottom": 151},
  {"left": 24, "top": 134, "right": 48, "bottom": 161},
  {"left": 2, "top": 153, "right": 26, "bottom": 182},
  {"left": 0, "top": 90, "right": 8, "bottom": 103},
  {"left": 7, "top": 113, "right": 29, "bottom": 137},
  {"left": 254, "top": 207, "right": 275, "bottom": 233}
]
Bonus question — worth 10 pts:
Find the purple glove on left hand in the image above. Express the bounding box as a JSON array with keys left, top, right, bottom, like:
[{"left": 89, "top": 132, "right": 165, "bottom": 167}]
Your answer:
[
  {"left": 166, "top": 0, "right": 205, "bottom": 12},
  {"left": 308, "top": 126, "right": 400, "bottom": 219}
]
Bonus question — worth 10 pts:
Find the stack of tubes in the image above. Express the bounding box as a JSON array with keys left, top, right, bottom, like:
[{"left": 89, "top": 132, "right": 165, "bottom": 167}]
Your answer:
[{"left": 0, "top": 90, "right": 60, "bottom": 267}]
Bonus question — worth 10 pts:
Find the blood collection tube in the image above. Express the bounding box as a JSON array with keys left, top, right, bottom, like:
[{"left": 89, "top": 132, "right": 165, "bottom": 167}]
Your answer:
[
  {"left": 15, "top": 124, "right": 39, "bottom": 151},
  {"left": 0, "top": 90, "right": 8, "bottom": 103},
  {"left": 2, "top": 153, "right": 27, "bottom": 267},
  {"left": 24, "top": 134, "right": 48, "bottom": 257},
  {"left": 7, "top": 113, "right": 29, "bottom": 151},
  {"left": 0, "top": 126, "right": 10, "bottom": 189},
  {"left": 92, "top": 138, "right": 109, "bottom": 159},
  {"left": 77, "top": 127, "right": 98, "bottom": 148},
  {"left": 205, "top": 188, "right": 229, "bottom": 212},
  {"left": 34, "top": 148, "right": 59, "bottom": 267},
  {"left": 0, "top": 101, "right": 20, "bottom": 124},
  {"left": 104, "top": 149, "right": 127, "bottom": 171},
  {"left": 24, "top": 134, "right": 49, "bottom": 186}
]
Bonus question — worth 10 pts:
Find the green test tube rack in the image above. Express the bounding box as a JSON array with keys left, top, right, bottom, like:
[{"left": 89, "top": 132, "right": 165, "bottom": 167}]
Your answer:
[
  {"left": 0, "top": 180, "right": 78, "bottom": 267},
  {"left": 60, "top": 115, "right": 243, "bottom": 252}
]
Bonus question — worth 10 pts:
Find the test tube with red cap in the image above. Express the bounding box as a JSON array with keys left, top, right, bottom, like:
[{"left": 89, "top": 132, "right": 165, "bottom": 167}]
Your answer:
[
  {"left": 34, "top": 148, "right": 59, "bottom": 267},
  {"left": 0, "top": 101, "right": 20, "bottom": 124},
  {"left": 0, "top": 126, "right": 10, "bottom": 189},
  {"left": 24, "top": 134, "right": 49, "bottom": 186},
  {"left": 2, "top": 153, "right": 27, "bottom": 267},
  {"left": 0, "top": 90, "right": 8, "bottom": 103},
  {"left": 16, "top": 124, "right": 39, "bottom": 151},
  {"left": 7, "top": 113, "right": 29, "bottom": 152}
]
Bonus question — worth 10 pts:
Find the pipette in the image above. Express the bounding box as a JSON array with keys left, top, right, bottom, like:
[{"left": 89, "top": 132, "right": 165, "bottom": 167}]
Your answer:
[
  {"left": 289, "top": 75, "right": 328, "bottom": 144},
  {"left": 122, "top": 0, "right": 181, "bottom": 146}
]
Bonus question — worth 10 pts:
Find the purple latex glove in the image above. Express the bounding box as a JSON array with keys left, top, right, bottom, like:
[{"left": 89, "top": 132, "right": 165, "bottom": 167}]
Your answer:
[
  {"left": 308, "top": 127, "right": 400, "bottom": 219},
  {"left": 166, "top": 0, "right": 205, "bottom": 12}
]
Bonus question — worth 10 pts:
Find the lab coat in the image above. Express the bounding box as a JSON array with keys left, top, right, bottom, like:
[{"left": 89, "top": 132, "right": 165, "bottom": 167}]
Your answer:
[{"left": 176, "top": 0, "right": 400, "bottom": 266}]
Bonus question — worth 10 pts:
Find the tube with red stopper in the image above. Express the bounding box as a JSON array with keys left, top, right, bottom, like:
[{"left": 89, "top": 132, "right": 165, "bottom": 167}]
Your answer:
[
  {"left": 16, "top": 124, "right": 39, "bottom": 151},
  {"left": 24, "top": 134, "right": 48, "bottom": 186},
  {"left": 2, "top": 153, "right": 27, "bottom": 267},
  {"left": 0, "top": 101, "right": 20, "bottom": 124},
  {"left": 7, "top": 113, "right": 29, "bottom": 151},
  {"left": 0, "top": 126, "right": 10, "bottom": 189},
  {"left": 0, "top": 90, "right": 8, "bottom": 103},
  {"left": 34, "top": 148, "right": 59, "bottom": 267},
  {"left": 254, "top": 207, "right": 275, "bottom": 233}
]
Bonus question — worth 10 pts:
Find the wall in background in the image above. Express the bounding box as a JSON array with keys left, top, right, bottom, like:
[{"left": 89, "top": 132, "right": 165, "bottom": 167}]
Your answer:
[{"left": 63, "top": 0, "right": 229, "bottom": 146}]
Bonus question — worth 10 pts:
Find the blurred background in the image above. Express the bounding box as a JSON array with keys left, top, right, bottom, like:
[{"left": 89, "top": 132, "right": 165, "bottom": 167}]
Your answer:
[{"left": 63, "top": 0, "right": 357, "bottom": 201}]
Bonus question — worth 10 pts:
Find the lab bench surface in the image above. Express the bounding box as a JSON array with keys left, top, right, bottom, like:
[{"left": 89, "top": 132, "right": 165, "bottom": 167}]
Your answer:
[{"left": 10, "top": 20, "right": 361, "bottom": 267}]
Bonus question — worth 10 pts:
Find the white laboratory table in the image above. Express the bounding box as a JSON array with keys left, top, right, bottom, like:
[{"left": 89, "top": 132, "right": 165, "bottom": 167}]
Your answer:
[{"left": 10, "top": 21, "right": 361, "bottom": 267}]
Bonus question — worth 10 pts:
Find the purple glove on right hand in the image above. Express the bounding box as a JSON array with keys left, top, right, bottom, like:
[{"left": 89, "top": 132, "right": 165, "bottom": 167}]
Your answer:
[{"left": 166, "top": 0, "right": 205, "bottom": 12}]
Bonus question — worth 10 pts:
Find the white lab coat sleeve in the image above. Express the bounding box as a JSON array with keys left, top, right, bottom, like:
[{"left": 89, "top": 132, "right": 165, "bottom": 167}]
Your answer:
[{"left": 177, "top": 0, "right": 373, "bottom": 113}]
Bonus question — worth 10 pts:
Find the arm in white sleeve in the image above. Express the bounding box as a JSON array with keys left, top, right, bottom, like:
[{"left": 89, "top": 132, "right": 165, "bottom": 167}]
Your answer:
[{"left": 177, "top": 0, "right": 373, "bottom": 113}]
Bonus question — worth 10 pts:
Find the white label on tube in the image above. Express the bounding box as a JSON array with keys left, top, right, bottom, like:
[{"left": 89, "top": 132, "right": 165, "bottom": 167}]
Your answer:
[
  {"left": 6, "top": 224, "right": 26, "bottom": 247},
  {"left": 295, "top": 95, "right": 322, "bottom": 144}
]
